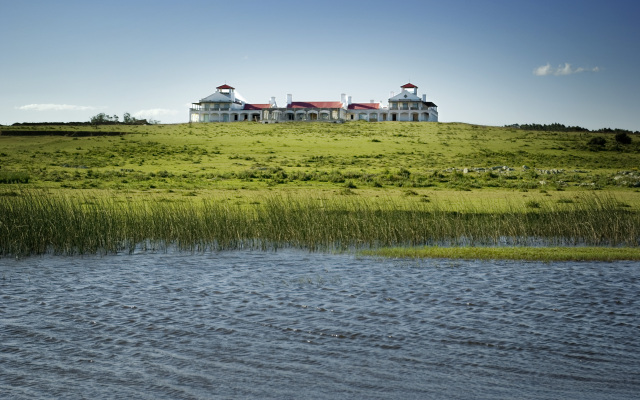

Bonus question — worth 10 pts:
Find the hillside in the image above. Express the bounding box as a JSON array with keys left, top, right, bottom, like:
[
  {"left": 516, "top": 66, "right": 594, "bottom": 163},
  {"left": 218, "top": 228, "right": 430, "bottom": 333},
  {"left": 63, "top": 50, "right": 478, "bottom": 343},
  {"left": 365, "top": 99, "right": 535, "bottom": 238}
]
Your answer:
[{"left": 1, "top": 121, "right": 639, "bottom": 208}]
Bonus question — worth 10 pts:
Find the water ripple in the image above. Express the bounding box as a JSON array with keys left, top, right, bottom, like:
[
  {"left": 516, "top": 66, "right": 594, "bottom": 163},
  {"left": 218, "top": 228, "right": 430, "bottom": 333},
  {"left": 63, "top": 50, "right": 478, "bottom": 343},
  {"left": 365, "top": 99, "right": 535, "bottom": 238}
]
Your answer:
[{"left": 1, "top": 250, "right": 639, "bottom": 399}]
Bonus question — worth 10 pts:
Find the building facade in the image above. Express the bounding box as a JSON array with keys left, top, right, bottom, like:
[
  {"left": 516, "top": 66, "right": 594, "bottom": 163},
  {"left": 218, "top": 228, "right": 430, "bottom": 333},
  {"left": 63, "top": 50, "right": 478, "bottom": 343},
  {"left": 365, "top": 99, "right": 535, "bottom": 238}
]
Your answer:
[{"left": 190, "top": 83, "right": 437, "bottom": 123}]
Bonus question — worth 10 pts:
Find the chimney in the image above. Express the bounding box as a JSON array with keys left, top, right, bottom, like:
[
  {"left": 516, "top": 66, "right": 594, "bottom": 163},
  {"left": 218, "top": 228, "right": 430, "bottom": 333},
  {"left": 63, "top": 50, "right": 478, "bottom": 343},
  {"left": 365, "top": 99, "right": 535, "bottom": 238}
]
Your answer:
[
  {"left": 341, "top": 93, "right": 347, "bottom": 106},
  {"left": 287, "top": 93, "right": 292, "bottom": 106},
  {"left": 370, "top": 99, "right": 374, "bottom": 104},
  {"left": 390, "top": 91, "right": 395, "bottom": 98},
  {"left": 422, "top": 94, "right": 427, "bottom": 102},
  {"left": 270, "top": 96, "right": 277, "bottom": 107},
  {"left": 347, "top": 95, "right": 352, "bottom": 105}
]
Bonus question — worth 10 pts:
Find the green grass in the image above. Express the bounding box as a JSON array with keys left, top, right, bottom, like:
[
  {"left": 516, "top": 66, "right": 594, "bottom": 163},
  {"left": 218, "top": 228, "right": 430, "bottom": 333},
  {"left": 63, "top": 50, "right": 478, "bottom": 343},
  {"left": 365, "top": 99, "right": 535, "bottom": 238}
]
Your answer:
[
  {"left": 2, "top": 122, "right": 640, "bottom": 202},
  {"left": 360, "top": 246, "right": 640, "bottom": 261},
  {"left": 1, "top": 191, "right": 638, "bottom": 257},
  {"left": 2, "top": 122, "right": 639, "bottom": 257}
]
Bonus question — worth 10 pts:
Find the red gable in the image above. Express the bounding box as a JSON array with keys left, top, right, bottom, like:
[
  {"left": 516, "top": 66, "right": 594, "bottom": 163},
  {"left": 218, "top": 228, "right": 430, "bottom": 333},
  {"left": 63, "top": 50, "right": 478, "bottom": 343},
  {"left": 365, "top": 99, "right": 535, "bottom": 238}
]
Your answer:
[
  {"left": 401, "top": 83, "right": 417, "bottom": 89},
  {"left": 348, "top": 103, "right": 380, "bottom": 110},
  {"left": 243, "top": 103, "right": 271, "bottom": 110},
  {"left": 216, "top": 84, "right": 235, "bottom": 90},
  {"left": 287, "top": 101, "right": 343, "bottom": 109}
]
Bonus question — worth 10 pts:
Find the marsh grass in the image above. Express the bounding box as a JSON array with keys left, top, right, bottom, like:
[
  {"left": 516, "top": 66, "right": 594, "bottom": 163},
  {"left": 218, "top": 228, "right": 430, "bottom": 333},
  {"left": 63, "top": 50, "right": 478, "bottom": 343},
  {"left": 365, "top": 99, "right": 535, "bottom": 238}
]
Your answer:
[
  {"left": 1, "top": 191, "right": 638, "bottom": 257},
  {"left": 360, "top": 246, "right": 640, "bottom": 261}
]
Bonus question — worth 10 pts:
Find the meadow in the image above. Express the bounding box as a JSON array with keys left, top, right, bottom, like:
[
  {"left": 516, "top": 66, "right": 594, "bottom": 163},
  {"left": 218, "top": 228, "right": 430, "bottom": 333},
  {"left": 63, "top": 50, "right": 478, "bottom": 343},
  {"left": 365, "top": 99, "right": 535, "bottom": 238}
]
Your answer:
[{"left": 1, "top": 121, "right": 639, "bottom": 257}]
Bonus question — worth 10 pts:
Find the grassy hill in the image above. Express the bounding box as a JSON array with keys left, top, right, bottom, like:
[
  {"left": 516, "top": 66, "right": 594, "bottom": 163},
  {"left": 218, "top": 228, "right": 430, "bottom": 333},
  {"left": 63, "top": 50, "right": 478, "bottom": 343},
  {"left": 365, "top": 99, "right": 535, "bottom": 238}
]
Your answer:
[{"left": 1, "top": 121, "right": 639, "bottom": 210}]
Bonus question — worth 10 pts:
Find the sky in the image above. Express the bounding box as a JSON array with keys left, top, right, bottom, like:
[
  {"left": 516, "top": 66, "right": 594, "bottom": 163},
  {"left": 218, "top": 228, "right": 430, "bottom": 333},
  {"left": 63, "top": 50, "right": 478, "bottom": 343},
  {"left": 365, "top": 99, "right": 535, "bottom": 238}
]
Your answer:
[{"left": 1, "top": 0, "right": 639, "bottom": 130}]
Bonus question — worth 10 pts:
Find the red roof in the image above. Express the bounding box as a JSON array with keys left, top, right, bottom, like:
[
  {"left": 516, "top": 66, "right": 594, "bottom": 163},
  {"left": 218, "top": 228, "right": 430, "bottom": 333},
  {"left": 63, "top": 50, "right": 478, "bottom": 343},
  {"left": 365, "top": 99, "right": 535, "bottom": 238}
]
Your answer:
[
  {"left": 348, "top": 103, "right": 380, "bottom": 110},
  {"left": 216, "top": 84, "right": 235, "bottom": 90},
  {"left": 287, "top": 101, "right": 343, "bottom": 109},
  {"left": 401, "top": 83, "right": 417, "bottom": 89},
  {"left": 243, "top": 103, "right": 271, "bottom": 110}
]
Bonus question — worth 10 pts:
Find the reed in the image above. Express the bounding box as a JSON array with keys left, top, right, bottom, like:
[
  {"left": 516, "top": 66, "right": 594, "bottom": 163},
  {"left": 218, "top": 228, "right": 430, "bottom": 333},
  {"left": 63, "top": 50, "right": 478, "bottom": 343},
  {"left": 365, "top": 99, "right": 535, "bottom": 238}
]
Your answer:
[{"left": 1, "top": 191, "right": 638, "bottom": 257}]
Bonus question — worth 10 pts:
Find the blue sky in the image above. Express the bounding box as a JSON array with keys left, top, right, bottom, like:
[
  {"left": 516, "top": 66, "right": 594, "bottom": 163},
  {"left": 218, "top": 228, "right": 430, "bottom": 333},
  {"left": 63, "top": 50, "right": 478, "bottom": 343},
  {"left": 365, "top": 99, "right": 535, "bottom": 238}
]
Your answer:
[{"left": 1, "top": 0, "right": 639, "bottom": 130}]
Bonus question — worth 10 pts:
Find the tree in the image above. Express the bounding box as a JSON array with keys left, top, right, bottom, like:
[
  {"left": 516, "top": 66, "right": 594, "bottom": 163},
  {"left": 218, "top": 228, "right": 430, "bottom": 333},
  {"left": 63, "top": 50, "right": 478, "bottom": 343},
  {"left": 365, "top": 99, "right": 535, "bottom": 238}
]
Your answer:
[{"left": 90, "top": 113, "right": 119, "bottom": 125}]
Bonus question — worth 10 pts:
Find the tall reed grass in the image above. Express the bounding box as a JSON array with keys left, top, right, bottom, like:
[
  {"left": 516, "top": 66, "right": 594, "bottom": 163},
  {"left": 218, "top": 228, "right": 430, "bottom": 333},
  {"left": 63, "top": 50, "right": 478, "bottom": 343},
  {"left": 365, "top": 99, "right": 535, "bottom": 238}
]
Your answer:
[{"left": 1, "top": 191, "right": 638, "bottom": 256}]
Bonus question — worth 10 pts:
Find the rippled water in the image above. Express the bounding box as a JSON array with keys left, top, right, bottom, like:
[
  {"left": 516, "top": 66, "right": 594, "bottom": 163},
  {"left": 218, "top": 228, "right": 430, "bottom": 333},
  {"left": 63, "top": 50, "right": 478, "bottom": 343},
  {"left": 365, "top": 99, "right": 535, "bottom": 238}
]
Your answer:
[{"left": 2, "top": 250, "right": 639, "bottom": 399}]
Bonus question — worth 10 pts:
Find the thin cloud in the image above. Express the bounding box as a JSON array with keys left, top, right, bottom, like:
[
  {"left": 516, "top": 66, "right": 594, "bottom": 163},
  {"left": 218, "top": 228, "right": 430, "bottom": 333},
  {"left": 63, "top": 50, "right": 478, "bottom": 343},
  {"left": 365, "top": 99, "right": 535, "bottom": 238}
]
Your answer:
[
  {"left": 133, "top": 108, "right": 179, "bottom": 119},
  {"left": 17, "top": 103, "right": 98, "bottom": 111},
  {"left": 533, "top": 63, "right": 601, "bottom": 76}
]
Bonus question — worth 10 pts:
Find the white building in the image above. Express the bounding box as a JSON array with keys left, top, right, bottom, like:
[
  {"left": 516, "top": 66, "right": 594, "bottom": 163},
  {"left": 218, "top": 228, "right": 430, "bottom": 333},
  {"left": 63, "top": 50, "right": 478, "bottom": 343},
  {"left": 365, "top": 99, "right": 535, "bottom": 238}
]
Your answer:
[{"left": 190, "top": 83, "right": 437, "bottom": 123}]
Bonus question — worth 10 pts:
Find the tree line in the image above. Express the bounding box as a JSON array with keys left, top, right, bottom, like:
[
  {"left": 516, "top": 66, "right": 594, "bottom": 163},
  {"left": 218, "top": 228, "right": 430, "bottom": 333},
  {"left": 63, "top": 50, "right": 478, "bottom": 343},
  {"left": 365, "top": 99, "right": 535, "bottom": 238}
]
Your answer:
[
  {"left": 506, "top": 123, "right": 639, "bottom": 135},
  {"left": 11, "top": 113, "right": 156, "bottom": 126},
  {"left": 89, "top": 112, "right": 154, "bottom": 125}
]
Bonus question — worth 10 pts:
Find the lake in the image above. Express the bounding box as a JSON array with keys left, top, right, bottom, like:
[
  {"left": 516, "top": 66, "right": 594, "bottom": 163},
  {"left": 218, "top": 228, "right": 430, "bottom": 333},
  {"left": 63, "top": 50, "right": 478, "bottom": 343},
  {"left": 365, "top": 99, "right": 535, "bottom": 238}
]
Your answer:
[{"left": 2, "top": 249, "right": 639, "bottom": 399}]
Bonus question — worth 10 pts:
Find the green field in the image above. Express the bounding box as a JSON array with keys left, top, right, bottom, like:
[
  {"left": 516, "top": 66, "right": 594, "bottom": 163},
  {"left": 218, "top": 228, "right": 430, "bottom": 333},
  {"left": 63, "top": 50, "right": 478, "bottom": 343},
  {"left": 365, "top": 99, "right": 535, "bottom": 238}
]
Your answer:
[
  {"left": 1, "top": 121, "right": 639, "bottom": 257},
  {"left": 1, "top": 121, "right": 639, "bottom": 205}
]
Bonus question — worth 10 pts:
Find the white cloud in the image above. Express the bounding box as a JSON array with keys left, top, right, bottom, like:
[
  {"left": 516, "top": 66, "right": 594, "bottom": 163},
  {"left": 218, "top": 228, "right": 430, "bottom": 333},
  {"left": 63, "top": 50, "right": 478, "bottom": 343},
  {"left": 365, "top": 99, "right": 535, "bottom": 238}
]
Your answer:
[
  {"left": 533, "top": 63, "right": 554, "bottom": 76},
  {"left": 16, "top": 103, "right": 98, "bottom": 111},
  {"left": 133, "top": 108, "right": 179, "bottom": 119},
  {"left": 533, "top": 63, "right": 601, "bottom": 76}
]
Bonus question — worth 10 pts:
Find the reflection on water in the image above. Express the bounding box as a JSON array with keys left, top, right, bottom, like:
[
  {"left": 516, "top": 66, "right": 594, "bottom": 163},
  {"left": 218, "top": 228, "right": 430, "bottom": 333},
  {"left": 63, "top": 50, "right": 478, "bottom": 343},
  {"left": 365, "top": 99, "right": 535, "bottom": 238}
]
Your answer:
[{"left": 1, "top": 250, "right": 639, "bottom": 399}]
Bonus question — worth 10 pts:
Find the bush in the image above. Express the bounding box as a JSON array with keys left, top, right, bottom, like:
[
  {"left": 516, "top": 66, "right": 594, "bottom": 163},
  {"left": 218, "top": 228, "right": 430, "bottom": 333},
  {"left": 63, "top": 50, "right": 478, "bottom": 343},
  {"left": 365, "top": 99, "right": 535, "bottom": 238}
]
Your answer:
[
  {"left": 615, "top": 132, "right": 632, "bottom": 144},
  {"left": 0, "top": 171, "right": 30, "bottom": 184},
  {"left": 588, "top": 137, "right": 607, "bottom": 146}
]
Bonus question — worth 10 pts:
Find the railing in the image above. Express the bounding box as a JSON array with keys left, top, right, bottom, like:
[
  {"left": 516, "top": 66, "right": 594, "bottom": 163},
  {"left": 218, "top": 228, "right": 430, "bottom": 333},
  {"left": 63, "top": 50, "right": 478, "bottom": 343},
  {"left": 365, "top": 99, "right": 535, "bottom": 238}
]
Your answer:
[{"left": 190, "top": 107, "right": 231, "bottom": 111}]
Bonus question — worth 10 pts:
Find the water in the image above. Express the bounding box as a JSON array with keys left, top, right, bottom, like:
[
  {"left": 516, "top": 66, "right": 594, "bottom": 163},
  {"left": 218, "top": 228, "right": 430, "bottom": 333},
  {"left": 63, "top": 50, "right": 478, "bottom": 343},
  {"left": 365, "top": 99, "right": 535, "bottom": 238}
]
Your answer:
[{"left": 1, "top": 250, "right": 639, "bottom": 399}]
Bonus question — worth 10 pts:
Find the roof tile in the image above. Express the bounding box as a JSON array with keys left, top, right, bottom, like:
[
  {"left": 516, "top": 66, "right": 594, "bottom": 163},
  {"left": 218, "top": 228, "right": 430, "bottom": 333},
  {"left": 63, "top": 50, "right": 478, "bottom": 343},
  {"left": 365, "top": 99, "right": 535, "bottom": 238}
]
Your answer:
[
  {"left": 287, "top": 101, "right": 343, "bottom": 109},
  {"left": 243, "top": 103, "right": 271, "bottom": 110},
  {"left": 401, "top": 83, "right": 417, "bottom": 88},
  {"left": 348, "top": 103, "right": 380, "bottom": 110}
]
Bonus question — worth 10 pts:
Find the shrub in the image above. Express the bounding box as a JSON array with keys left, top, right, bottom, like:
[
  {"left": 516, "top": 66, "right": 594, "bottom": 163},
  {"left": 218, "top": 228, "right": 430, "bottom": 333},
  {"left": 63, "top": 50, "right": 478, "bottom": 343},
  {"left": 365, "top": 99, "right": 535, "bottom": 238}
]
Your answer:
[
  {"left": 525, "top": 200, "right": 541, "bottom": 209},
  {"left": 0, "top": 171, "right": 30, "bottom": 184},
  {"left": 615, "top": 132, "right": 632, "bottom": 144},
  {"left": 588, "top": 137, "right": 606, "bottom": 146}
]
